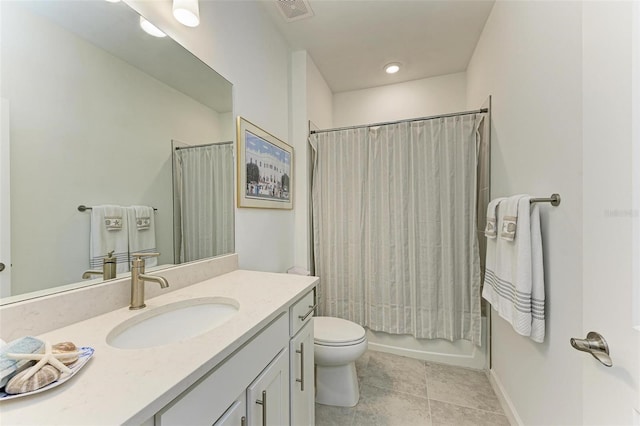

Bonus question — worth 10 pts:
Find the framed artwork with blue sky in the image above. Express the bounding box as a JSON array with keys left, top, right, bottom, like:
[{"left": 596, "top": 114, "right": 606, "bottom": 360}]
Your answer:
[{"left": 237, "top": 117, "right": 293, "bottom": 209}]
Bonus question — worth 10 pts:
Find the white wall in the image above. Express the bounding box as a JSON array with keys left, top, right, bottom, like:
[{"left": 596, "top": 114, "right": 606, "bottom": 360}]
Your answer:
[
  {"left": 466, "top": 1, "right": 584, "bottom": 424},
  {"left": 1, "top": 4, "right": 225, "bottom": 294},
  {"left": 290, "top": 51, "right": 310, "bottom": 271},
  {"left": 127, "top": 0, "right": 294, "bottom": 273},
  {"left": 290, "top": 52, "right": 333, "bottom": 271},
  {"left": 332, "top": 72, "right": 467, "bottom": 128},
  {"left": 306, "top": 56, "right": 333, "bottom": 131}
]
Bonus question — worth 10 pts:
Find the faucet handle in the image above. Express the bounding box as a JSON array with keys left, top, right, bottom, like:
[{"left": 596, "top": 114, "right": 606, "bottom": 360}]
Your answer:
[{"left": 131, "top": 252, "right": 160, "bottom": 270}]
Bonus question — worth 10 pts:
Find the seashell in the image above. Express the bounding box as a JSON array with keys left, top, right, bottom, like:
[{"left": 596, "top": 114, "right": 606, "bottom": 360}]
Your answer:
[
  {"left": 52, "top": 342, "right": 76, "bottom": 352},
  {"left": 5, "top": 364, "right": 60, "bottom": 394},
  {"left": 52, "top": 342, "right": 79, "bottom": 365}
]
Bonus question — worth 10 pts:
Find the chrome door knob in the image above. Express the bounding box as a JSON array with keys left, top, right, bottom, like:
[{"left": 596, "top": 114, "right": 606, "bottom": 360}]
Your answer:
[{"left": 570, "top": 331, "right": 612, "bottom": 367}]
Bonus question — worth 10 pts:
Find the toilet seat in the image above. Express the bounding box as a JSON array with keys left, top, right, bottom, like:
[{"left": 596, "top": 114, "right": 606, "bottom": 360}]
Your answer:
[
  {"left": 315, "top": 335, "right": 367, "bottom": 347},
  {"left": 314, "top": 316, "right": 366, "bottom": 346}
]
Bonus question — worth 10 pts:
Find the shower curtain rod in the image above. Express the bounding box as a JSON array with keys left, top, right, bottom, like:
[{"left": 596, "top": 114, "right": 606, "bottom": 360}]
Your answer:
[
  {"left": 309, "top": 108, "right": 489, "bottom": 135},
  {"left": 174, "top": 140, "right": 233, "bottom": 150}
]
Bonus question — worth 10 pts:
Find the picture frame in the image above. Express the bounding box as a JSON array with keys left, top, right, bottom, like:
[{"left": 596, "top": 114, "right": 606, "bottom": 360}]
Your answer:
[{"left": 236, "top": 117, "right": 293, "bottom": 209}]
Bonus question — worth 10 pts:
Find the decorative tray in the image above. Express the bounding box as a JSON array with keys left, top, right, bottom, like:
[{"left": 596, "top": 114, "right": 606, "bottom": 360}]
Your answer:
[{"left": 0, "top": 346, "right": 94, "bottom": 401}]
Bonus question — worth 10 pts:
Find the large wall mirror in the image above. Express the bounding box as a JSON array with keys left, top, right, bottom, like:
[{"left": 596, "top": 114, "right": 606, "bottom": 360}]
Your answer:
[{"left": 0, "top": 1, "right": 234, "bottom": 303}]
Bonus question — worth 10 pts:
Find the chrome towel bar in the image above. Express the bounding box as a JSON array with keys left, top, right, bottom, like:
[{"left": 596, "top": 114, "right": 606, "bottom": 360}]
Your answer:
[
  {"left": 78, "top": 205, "right": 157, "bottom": 212},
  {"left": 529, "top": 194, "right": 561, "bottom": 206}
]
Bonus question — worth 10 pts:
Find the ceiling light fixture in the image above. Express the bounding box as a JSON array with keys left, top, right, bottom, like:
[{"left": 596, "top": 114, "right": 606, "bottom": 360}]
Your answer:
[
  {"left": 104, "top": 0, "right": 121, "bottom": 3},
  {"left": 173, "top": 0, "right": 200, "bottom": 28},
  {"left": 139, "top": 17, "right": 167, "bottom": 38},
  {"left": 385, "top": 63, "right": 401, "bottom": 74}
]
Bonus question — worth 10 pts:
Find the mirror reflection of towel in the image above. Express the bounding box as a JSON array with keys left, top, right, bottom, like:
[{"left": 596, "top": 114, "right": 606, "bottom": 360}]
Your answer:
[
  {"left": 136, "top": 216, "right": 151, "bottom": 231},
  {"left": 127, "top": 206, "right": 157, "bottom": 268},
  {"left": 90, "top": 205, "right": 129, "bottom": 273}
]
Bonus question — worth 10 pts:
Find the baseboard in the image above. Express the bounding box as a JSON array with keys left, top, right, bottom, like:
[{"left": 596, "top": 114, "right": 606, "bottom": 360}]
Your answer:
[{"left": 486, "top": 368, "right": 523, "bottom": 426}]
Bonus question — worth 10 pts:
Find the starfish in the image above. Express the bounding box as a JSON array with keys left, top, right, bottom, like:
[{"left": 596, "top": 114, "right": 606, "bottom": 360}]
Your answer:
[{"left": 7, "top": 341, "right": 80, "bottom": 381}]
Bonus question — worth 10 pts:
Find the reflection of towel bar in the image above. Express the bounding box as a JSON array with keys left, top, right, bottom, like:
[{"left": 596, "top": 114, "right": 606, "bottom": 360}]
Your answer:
[
  {"left": 529, "top": 194, "right": 561, "bottom": 207},
  {"left": 78, "top": 205, "right": 157, "bottom": 212}
]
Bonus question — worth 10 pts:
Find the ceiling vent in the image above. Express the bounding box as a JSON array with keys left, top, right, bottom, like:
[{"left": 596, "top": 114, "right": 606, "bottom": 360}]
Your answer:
[{"left": 276, "top": 0, "right": 314, "bottom": 22}]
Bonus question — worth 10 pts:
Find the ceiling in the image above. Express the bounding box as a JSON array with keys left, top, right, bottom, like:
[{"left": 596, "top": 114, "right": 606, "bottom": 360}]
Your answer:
[{"left": 263, "top": 0, "right": 495, "bottom": 93}]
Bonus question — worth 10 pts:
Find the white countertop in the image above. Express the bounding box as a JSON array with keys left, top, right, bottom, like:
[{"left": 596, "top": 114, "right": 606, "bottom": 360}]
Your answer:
[{"left": 0, "top": 270, "right": 318, "bottom": 425}]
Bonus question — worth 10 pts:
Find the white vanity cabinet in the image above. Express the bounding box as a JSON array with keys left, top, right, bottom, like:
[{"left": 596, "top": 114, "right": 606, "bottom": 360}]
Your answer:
[
  {"left": 289, "top": 289, "right": 316, "bottom": 426},
  {"left": 290, "top": 320, "right": 314, "bottom": 426},
  {"left": 155, "top": 313, "right": 290, "bottom": 426},
  {"left": 247, "top": 348, "right": 290, "bottom": 426},
  {"left": 155, "top": 286, "right": 317, "bottom": 426},
  {"left": 0, "top": 268, "right": 320, "bottom": 426}
]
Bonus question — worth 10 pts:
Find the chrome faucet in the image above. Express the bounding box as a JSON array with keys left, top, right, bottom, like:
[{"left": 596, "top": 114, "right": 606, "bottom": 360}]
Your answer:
[
  {"left": 82, "top": 250, "right": 117, "bottom": 280},
  {"left": 129, "top": 252, "right": 169, "bottom": 310}
]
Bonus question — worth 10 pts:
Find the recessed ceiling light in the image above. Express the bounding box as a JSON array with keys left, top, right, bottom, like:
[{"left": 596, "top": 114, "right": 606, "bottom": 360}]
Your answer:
[
  {"left": 104, "top": 0, "right": 121, "bottom": 3},
  {"left": 139, "top": 17, "right": 167, "bottom": 38},
  {"left": 385, "top": 63, "right": 401, "bottom": 74},
  {"left": 173, "top": 0, "right": 200, "bottom": 28}
]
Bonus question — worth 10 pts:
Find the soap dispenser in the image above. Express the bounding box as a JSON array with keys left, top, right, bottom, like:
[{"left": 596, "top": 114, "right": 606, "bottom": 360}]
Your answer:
[{"left": 103, "top": 250, "right": 117, "bottom": 280}]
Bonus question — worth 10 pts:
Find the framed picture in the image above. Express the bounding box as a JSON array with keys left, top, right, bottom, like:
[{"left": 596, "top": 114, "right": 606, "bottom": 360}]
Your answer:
[{"left": 237, "top": 117, "right": 293, "bottom": 209}]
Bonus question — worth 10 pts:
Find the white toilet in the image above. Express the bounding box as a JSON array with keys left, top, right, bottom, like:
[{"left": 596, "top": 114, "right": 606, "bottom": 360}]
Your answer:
[{"left": 314, "top": 316, "right": 368, "bottom": 407}]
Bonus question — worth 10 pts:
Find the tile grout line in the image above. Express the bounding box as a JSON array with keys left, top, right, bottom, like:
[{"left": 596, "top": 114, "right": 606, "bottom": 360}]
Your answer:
[
  {"left": 427, "top": 396, "right": 509, "bottom": 416},
  {"left": 317, "top": 351, "right": 506, "bottom": 426},
  {"left": 360, "top": 381, "right": 430, "bottom": 402},
  {"left": 424, "top": 360, "right": 433, "bottom": 423}
]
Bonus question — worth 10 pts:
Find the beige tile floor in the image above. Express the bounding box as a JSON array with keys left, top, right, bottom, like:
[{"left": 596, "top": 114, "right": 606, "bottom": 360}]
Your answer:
[{"left": 315, "top": 350, "right": 510, "bottom": 426}]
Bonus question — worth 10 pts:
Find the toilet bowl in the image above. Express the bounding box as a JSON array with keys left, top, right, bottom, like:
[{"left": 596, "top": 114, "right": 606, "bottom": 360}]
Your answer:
[{"left": 314, "top": 316, "right": 367, "bottom": 407}]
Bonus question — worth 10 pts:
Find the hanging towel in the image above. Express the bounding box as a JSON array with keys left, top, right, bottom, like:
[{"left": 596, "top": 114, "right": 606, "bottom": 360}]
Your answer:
[
  {"left": 482, "top": 196, "right": 545, "bottom": 342},
  {"left": 126, "top": 206, "right": 157, "bottom": 268},
  {"left": 500, "top": 194, "right": 527, "bottom": 241},
  {"left": 484, "top": 197, "right": 506, "bottom": 238},
  {"left": 90, "top": 205, "right": 129, "bottom": 273}
]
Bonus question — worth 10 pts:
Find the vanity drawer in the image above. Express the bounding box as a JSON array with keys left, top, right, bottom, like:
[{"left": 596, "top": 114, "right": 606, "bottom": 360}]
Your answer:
[{"left": 289, "top": 288, "right": 316, "bottom": 337}]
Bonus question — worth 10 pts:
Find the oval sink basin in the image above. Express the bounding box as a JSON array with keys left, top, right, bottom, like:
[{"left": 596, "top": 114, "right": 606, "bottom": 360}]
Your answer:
[{"left": 107, "top": 297, "right": 239, "bottom": 349}]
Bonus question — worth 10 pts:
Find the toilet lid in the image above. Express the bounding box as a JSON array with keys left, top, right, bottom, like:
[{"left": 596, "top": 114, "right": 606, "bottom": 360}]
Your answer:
[{"left": 314, "top": 316, "right": 366, "bottom": 345}]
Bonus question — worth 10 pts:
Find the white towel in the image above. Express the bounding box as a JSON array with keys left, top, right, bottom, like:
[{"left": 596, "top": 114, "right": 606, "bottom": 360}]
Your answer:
[
  {"left": 482, "top": 196, "right": 545, "bottom": 342},
  {"left": 484, "top": 197, "right": 506, "bottom": 238},
  {"left": 127, "top": 206, "right": 157, "bottom": 268},
  {"left": 500, "top": 194, "right": 526, "bottom": 241},
  {"left": 90, "top": 205, "right": 129, "bottom": 273}
]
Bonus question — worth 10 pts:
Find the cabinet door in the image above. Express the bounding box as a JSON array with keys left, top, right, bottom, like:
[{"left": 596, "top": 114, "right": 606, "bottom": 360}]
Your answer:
[
  {"left": 214, "top": 393, "right": 247, "bottom": 426},
  {"left": 290, "top": 319, "right": 315, "bottom": 426},
  {"left": 247, "top": 348, "right": 290, "bottom": 426}
]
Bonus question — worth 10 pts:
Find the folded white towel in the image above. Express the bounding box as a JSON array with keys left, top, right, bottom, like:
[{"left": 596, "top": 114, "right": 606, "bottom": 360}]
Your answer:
[
  {"left": 126, "top": 206, "right": 157, "bottom": 268},
  {"left": 484, "top": 197, "right": 506, "bottom": 238},
  {"left": 482, "top": 196, "right": 545, "bottom": 342},
  {"left": 500, "top": 194, "right": 527, "bottom": 241},
  {"left": 90, "top": 205, "right": 129, "bottom": 273}
]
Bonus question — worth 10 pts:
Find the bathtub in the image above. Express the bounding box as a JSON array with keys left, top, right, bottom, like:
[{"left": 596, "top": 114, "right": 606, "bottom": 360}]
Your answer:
[{"left": 365, "top": 316, "right": 488, "bottom": 370}]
